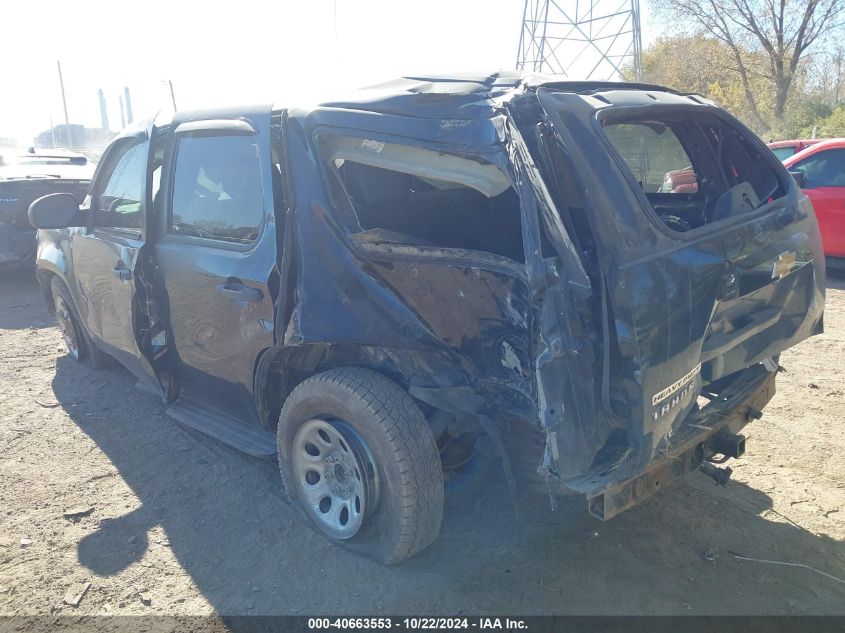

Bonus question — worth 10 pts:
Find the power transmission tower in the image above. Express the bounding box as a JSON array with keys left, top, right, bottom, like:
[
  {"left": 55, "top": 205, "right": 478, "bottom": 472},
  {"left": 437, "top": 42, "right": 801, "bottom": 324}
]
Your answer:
[{"left": 516, "top": 0, "right": 644, "bottom": 81}]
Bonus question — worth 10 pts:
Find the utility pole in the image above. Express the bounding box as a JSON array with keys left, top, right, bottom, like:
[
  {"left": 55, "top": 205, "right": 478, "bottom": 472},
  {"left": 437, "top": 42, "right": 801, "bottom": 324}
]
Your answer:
[
  {"left": 98, "top": 89, "right": 110, "bottom": 131},
  {"left": 56, "top": 60, "right": 72, "bottom": 148},
  {"left": 167, "top": 80, "right": 177, "bottom": 111},
  {"left": 124, "top": 86, "right": 134, "bottom": 124}
]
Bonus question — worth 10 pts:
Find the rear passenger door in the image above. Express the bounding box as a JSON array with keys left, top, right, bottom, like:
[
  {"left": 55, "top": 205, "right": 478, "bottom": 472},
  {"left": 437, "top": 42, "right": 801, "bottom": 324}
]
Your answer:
[{"left": 155, "top": 115, "right": 278, "bottom": 421}]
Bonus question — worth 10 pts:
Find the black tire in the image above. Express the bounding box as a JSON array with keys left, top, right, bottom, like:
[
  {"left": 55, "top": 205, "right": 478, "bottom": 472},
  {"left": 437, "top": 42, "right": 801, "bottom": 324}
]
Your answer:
[
  {"left": 50, "top": 276, "right": 114, "bottom": 369},
  {"left": 277, "top": 367, "right": 443, "bottom": 564}
]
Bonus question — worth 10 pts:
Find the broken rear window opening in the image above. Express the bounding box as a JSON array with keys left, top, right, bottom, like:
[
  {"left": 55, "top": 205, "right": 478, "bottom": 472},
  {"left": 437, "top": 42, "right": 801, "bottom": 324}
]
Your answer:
[
  {"left": 320, "top": 136, "right": 525, "bottom": 262},
  {"left": 602, "top": 115, "right": 785, "bottom": 233}
]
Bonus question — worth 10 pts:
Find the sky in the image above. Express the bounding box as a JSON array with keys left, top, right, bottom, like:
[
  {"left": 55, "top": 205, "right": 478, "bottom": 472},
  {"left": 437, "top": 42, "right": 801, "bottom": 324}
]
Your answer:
[{"left": 1, "top": 0, "right": 657, "bottom": 145}]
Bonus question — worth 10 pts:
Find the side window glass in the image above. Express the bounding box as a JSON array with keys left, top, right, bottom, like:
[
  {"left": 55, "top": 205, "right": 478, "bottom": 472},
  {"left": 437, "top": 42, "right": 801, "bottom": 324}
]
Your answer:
[
  {"left": 94, "top": 139, "right": 148, "bottom": 231},
  {"left": 170, "top": 134, "right": 264, "bottom": 244},
  {"left": 794, "top": 149, "right": 845, "bottom": 188}
]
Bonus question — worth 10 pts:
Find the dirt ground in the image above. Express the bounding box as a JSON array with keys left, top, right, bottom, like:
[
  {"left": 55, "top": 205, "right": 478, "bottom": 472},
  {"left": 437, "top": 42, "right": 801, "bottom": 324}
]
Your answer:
[{"left": 1, "top": 268, "right": 843, "bottom": 619}]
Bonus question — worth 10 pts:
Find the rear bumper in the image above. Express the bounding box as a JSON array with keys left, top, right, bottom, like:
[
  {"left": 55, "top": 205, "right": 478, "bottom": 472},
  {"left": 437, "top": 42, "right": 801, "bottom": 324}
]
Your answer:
[{"left": 572, "top": 364, "right": 776, "bottom": 520}]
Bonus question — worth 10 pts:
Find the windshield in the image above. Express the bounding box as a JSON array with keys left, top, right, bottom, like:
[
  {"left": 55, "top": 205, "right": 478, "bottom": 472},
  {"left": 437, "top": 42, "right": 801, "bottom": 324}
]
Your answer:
[{"left": 770, "top": 146, "right": 796, "bottom": 161}]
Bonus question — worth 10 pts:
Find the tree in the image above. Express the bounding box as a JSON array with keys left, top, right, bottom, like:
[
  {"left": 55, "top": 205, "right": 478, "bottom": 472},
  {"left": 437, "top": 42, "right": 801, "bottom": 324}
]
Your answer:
[
  {"left": 808, "top": 104, "right": 845, "bottom": 134},
  {"left": 805, "top": 47, "right": 845, "bottom": 106},
  {"left": 625, "top": 34, "right": 841, "bottom": 137},
  {"left": 625, "top": 36, "right": 776, "bottom": 130},
  {"left": 626, "top": 36, "right": 735, "bottom": 94},
  {"left": 650, "top": 0, "right": 845, "bottom": 131}
]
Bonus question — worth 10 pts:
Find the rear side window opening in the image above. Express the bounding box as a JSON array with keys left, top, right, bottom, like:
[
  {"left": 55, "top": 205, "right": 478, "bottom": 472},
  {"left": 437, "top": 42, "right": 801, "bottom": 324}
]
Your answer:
[
  {"left": 601, "top": 115, "right": 786, "bottom": 233},
  {"left": 319, "top": 135, "right": 525, "bottom": 262}
]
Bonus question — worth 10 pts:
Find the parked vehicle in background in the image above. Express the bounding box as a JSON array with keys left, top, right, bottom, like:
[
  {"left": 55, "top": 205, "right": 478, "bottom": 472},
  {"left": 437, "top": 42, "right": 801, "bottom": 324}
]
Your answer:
[
  {"left": 0, "top": 148, "right": 94, "bottom": 269},
  {"left": 660, "top": 167, "right": 698, "bottom": 194},
  {"left": 28, "top": 74, "right": 825, "bottom": 564},
  {"left": 783, "top": 138, "right": 845, "bottom": 268},
  {"left": 767, "top": 139, "right": 820, "bottom": 161}
]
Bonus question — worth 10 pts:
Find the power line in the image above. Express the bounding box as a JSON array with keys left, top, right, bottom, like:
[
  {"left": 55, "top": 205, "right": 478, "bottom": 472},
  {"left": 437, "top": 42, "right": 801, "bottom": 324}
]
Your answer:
[{"left": 516, "top": 0, "right": 644, "bottom": 81}]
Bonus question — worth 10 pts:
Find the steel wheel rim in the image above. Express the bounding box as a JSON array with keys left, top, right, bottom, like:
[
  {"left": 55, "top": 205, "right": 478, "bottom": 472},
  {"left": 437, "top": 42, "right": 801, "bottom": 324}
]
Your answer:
[
  {"left": 54, "top": 295, "right": 80, "bottom": 359},
  {"left": 291, "top": 418, "right": 379, "bottom": 540}
]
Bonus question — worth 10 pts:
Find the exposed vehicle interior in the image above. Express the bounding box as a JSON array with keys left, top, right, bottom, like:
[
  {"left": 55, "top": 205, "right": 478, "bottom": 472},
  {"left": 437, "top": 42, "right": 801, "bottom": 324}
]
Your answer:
[
  {"left": 603, "top": 116, "right": 785, "bottom": 232},
  {"left": 322, "top": 136, "right": 525, "bottom": 262}
]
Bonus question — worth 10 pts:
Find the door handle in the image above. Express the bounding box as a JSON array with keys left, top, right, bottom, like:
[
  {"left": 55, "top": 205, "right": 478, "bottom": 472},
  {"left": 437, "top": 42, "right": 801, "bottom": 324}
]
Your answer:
[
  {"left": 112, "top": 264, "right": 131, "bottom": 281},
  {"left": 216, "top": 282, "right": 263, "bottom": 304}
]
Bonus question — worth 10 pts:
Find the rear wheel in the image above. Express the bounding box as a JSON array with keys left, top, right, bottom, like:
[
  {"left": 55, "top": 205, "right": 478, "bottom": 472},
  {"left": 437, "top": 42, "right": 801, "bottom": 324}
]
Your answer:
[
  {"left": 277, "top": 367, "right": 443, "bottom": 564},
  {"left": 50, "top": 277, "right": 113, "bottom": 369}
]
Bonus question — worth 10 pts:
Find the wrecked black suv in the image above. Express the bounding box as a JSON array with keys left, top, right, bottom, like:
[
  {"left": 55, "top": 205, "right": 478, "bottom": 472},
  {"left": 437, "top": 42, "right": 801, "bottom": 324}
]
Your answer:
[{"left": 29, "top": 73, "right": 825, "bottom": 564}]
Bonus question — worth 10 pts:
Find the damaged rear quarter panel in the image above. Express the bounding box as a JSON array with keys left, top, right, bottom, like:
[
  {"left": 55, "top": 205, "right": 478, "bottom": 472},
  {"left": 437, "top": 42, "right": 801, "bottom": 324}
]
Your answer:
[
  {"left": 359, "top": 248, "right": 533, "bottom": 403},
  {"left": 279, "top": 110, "right": 535, "bottom": 417}
]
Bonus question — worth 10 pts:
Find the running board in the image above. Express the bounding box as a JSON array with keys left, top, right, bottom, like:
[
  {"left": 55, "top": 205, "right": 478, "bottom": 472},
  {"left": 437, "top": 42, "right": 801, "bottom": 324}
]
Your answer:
[{"left": 166, "top": 399, "right": 277, "bottom": 458}]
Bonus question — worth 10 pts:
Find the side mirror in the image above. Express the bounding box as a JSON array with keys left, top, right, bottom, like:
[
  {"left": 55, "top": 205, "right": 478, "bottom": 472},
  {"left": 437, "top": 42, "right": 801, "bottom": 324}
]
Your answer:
[
  {"left": 28, "top": 193, "right": 82, "bottom": 229},
  {"left": 788, "top": 170, "right": 806, "bottom": 188}
]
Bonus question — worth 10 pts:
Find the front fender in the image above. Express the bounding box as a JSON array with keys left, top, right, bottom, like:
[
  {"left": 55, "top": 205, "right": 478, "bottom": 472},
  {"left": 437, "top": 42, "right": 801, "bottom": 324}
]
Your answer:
[
  {"left": 35, "top": 231, "right": 69, "bottom": 276},
  {"left": 34, "top": 230, "right": 71, "bottom": 310}
]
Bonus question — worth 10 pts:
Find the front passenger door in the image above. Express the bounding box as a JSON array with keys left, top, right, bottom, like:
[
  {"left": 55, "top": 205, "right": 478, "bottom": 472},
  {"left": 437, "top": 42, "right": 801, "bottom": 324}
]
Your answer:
[{"left": 70, "top": 129, "right": 160, "bottom": 391}]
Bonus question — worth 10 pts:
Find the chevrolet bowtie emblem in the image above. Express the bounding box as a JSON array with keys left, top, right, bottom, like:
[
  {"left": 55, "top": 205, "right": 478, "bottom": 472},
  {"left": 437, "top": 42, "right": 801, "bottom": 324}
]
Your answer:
[{"left": 772, "top": 251, "right": 797, "bottom": 279}]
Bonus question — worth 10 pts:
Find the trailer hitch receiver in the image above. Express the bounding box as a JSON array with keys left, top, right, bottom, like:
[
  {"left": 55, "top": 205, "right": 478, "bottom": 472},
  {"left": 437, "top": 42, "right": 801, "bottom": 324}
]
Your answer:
[{"left": 712, "top": 432, "right": 746, "bottom": 459}]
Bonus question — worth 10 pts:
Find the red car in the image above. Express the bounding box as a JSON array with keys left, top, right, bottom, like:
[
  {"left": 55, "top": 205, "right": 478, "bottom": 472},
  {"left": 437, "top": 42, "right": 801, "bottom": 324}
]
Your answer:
[
  {"left": 768, "top": 138, "right": 820, "bottom": 161},
  {"left": 783, "top": 138, "right": 845, "bottom": 266}
]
